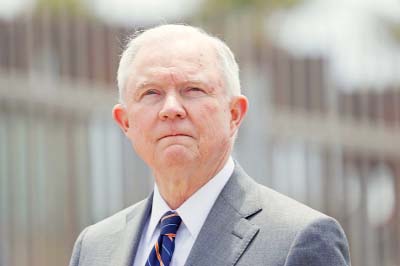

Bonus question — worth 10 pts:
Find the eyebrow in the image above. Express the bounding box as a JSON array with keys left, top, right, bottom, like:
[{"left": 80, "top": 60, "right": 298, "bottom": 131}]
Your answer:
[
  {"left": 185, "top": 79, "right": 207, "bottom": 85},
  {"left": 135, "top": 81, "right": 160, "bottom": 90},
  {"left": 136, "top": 77, "right": 208, "bottom": 89}
]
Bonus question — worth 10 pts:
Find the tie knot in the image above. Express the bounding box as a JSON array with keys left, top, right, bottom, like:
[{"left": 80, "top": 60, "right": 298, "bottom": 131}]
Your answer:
[{"left": 160, "top": 211, "right": 182, "bottom": 236}]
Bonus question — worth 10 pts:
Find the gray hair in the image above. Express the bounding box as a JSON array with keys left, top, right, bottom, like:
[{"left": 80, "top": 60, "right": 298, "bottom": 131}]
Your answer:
[{"left": 117, "top": 24, "right": 241, "bottom": 104}]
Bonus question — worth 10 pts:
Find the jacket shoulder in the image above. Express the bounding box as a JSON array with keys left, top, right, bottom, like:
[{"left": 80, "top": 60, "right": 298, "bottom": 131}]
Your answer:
[
  {"left": 256, "top": 184, "right": 328, "bottom": 226},
  {"left": 242, "top": 179, "right": 350, "bottom": 265},
  {"left": 69, "top": 198, "right": 150, "bottom": 266},
  {"left": 85, "top": 198, "right": 149, "bottom": 239}
]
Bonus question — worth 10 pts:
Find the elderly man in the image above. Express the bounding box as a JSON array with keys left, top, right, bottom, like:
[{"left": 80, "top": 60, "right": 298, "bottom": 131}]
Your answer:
[{"left": 70, "top": 24, "right": 350, "bottom": 266}]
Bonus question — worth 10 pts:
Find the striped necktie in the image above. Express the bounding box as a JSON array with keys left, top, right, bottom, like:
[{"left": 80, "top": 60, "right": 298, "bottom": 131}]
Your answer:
[{"left": 145, "top": 211, "right": 182, "bottom": 266}]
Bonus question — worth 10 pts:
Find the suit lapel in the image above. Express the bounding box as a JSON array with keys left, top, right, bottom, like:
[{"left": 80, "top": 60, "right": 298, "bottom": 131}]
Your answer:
[
  {"left": 112, "top": 194, "right": 153, "bottom": 266},
  {"left": 184, "top": 164, "right": 262, "bottom": 266}
]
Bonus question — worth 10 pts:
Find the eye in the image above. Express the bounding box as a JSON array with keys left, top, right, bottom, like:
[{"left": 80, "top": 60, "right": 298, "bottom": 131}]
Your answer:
[
  {"left": 141, "top": 89, "right": 160, "bottom": 97},
  {"left": 136, "top": 88, "right": 162, "bottom": 102},
  {"left": 189, "top": 87, "right": 203, "bottom": 92},
  {"left": 184, "top": 87, "right": 206, "bottom": 96}
]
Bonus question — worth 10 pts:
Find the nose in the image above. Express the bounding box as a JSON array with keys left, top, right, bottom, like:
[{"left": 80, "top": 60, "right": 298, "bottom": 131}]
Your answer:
[{"left": 159, "top": 93, "right": 187, "bottom": 120}]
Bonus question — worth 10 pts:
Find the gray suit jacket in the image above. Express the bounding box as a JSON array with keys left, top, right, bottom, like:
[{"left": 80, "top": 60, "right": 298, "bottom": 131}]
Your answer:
[{"left": 70, "top": 164, "right": 351, "bottom": 266}]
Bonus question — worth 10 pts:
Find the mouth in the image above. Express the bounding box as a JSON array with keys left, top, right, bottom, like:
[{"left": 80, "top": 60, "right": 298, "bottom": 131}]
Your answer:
[{"left": 158, "top": 133, "right": 192, "bottom": 140}]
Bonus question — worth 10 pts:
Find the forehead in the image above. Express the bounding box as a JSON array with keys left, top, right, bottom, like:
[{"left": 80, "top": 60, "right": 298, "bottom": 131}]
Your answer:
[{"left": 129, "top": 33, "right": 221, "bottom": 81}]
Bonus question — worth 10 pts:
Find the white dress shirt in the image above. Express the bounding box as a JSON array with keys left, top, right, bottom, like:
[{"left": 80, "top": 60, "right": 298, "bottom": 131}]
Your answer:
[{"left": 133, "top": 157, "right": 234, "bottom": 266}]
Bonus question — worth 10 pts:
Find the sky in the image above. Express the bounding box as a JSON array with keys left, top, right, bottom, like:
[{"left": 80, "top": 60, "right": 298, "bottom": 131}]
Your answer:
[
  {"left": 0, "top": 0, "right": 35, "bottom": 20},
  {"left": 267, "top": 0, "right": 400, "bottom": 91},
  {"left": 0, "top": 0, "right": 203, "bottom": 23},
  {"left": 83, "top": 0, "right": 204, "bottom": 25}
]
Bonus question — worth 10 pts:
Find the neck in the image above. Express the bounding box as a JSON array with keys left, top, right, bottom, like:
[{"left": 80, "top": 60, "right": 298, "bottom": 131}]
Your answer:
[{"left": 153, "top": 154, "right": 230, "bottom": 210}]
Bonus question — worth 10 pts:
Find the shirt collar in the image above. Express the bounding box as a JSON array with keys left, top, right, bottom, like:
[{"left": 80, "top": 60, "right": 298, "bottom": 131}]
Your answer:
[
  {"left": 147, "top": 156, "right": 234, "bottom": 241},
  {"left": 146, "top": 185, "right": 171, "bottom": 242}
]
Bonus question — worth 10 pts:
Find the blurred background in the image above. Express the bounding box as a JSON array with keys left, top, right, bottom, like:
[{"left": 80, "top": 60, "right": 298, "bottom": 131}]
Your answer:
[{"left": 0, "top": 0, "right": 399, "bottom": 265}]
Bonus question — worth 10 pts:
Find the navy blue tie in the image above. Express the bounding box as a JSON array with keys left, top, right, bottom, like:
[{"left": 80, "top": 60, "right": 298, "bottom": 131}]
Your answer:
[{"left": 145, "top": 211, "right": 182, "bottom": 266}]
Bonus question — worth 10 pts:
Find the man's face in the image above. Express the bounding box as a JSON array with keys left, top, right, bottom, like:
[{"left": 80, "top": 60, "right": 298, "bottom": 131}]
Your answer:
[{"left": 113, "top": 34, "right": 247, "bottom": 173}]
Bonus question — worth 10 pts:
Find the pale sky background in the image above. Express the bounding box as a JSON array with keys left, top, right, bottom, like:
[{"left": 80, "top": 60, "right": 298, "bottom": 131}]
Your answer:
[
  {"left": 83, "top": 0, "right": 204, "bottom": 25},
  {"left": 0, "top": 0, "right": 35, "bottom": 19},
  {"left": 267, "top": 0, "right": 400, "bottom": 91}
]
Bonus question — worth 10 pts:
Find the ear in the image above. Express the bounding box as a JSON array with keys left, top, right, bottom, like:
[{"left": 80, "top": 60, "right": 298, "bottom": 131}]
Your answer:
[
  {"left": 229, "top": 95, "right": 248, "bottom": 136},
  {"left": 112, "top": 104, "right": 130, "bottom": 133}
]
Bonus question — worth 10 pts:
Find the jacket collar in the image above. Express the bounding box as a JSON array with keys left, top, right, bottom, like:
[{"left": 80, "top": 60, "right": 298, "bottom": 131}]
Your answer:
[
  {"left": 184, "top": 163, "right": 262, "bottom": 266},
  {"left": 112, "top": 193, "right": 153, "bottom": 266}
]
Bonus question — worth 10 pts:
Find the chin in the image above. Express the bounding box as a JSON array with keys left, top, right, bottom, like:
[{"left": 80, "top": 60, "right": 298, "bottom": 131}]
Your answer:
[{"left": 159, "top": 145, "right": 197, "bottom": 167}]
